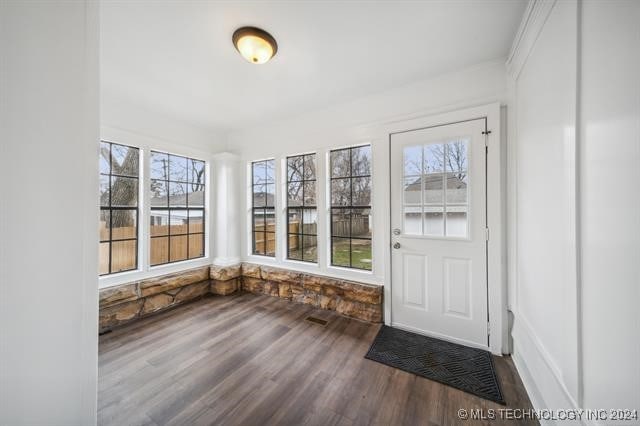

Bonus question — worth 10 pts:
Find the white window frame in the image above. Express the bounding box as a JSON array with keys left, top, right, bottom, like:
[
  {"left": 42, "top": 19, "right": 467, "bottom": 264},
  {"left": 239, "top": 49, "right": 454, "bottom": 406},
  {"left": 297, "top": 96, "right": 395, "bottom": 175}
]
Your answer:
[
  {"left": 147, "top": 149, "right": 208, "bottom": 268},
  {"left": 98, "top": 127, "right": 212, "bottom": 290},
  {"left": 326, "top": 143, "right": 374, "bottom": 273},
  {"left": 99, "top": 140, "right": 141, "bottom": 277},
  {"left": 244, "top": 143, "right": 378, "bottom": 285},
  {"left": 283, "top": 151, "right": 319, "bottom": 264},
  {"left": 247, "top": 158, "right": 277, "bottom": 258}
]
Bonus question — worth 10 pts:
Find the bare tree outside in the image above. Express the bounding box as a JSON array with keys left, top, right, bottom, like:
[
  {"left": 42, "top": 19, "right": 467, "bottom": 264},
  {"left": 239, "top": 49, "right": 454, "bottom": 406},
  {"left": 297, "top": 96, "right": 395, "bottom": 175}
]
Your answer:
[
  {"left": 431, "top": 141, "right": 467, "bottom": 180},
  {"left": 100, "top": 143, "right": 138, "bottom": 228},
  {"left": 286, "top": 154, "right": 317, "bottom": 262},
  {"left": 99, "top": 142, "right": 139, "bottom": 275},
  {"left": 401, "top": 140, "right": 469, "bottom": 238},
  {"left": 287, "top": 155, "right": 304, "bottom": 204}
]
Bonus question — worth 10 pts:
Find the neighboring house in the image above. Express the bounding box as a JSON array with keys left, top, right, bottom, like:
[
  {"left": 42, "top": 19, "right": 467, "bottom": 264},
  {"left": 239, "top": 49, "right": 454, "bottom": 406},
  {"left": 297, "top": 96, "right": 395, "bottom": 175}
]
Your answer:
[
  {"left": 404, "top": 173, "right": 468, "bottom": 236},
  {"left": 403, "top": 172, "right": 467, "bottom": 205},
  {"left": 252, "top": 191, "right": 275, "bottom": 209},
  {"left": 149, "top": 190, "right": 205, "bottom": 226}
]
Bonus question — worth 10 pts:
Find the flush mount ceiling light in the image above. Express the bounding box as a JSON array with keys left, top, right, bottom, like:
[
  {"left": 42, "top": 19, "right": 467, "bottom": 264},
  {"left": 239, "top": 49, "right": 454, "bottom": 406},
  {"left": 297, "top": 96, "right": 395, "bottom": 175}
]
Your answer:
[{"left": 232, "top": 26, "right": 278, "bottom": 64}]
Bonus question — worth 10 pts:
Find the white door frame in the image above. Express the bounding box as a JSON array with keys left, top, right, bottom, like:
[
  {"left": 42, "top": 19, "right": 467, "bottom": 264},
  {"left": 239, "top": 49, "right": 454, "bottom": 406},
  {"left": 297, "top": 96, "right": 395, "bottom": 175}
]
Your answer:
[{"left": 382, "top": 103, "right": 505, "bottom": 355}]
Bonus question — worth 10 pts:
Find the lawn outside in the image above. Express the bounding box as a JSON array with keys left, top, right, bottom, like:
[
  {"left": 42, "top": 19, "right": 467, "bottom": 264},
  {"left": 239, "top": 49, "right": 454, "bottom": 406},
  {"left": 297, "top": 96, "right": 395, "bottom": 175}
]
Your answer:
[{"left": 332, "top": 239, "right": 372, "bottom": 270}]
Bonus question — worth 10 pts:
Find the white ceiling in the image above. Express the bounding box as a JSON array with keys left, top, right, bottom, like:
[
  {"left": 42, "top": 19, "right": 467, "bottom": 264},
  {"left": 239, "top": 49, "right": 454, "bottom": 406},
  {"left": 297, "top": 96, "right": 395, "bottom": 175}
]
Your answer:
[{"left": 101, "top": 1, "right": 526, "bottom": 132}]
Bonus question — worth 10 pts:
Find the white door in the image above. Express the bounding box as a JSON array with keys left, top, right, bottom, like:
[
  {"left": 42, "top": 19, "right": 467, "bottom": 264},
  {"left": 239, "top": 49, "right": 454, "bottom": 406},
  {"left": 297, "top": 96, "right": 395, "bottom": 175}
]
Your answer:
[{"left": 390, "top": 118, "right": 488, "bottom": 349}]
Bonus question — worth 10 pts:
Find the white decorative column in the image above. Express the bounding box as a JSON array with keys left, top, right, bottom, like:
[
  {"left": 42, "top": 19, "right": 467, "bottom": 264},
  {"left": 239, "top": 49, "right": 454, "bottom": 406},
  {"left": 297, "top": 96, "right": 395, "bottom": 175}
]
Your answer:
[{"left": 212, "top": 152, "right": 242, "bottom": 266}]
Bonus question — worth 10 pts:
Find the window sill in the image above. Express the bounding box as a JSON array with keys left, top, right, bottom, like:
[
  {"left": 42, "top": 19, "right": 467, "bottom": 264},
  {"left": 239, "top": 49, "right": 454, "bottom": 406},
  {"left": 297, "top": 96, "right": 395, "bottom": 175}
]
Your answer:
[
  {"left": 99, "top": 256, "right": 211, "bottom": 289},
  {"left": 281, "top": 258, "right": 321, "bottom": 269},
  {"left": 326, "top": 264, "right": 374, "bottom": 276},
  {"left": 98, "top": 268, "right": 144, "bottom": 288}
]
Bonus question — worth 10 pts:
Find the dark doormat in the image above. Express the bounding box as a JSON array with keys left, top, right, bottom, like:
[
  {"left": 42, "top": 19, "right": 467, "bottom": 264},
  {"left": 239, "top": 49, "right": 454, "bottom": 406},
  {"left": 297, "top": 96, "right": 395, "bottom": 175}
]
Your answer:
[{"left": 365, "top": 325, "right": 505, "bottom": 404}]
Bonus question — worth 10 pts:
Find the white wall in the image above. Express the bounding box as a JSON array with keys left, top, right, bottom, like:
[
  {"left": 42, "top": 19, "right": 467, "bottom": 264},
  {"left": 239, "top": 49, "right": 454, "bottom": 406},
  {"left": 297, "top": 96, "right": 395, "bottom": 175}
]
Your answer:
[
  {"left": 228, "top": 59, "right": 508, "bottom": 157},
  {"left": 579, "top": 0, "right": 640, "bottom": 420},
  {"left": 101, "top": 92, "right": 226, "bottom": 154},
  {"left": 0, "top": 1, "right": 99, "bottom": 425},
  {"left": 507, "top": 0, "right": 640, "bottom": 423}
]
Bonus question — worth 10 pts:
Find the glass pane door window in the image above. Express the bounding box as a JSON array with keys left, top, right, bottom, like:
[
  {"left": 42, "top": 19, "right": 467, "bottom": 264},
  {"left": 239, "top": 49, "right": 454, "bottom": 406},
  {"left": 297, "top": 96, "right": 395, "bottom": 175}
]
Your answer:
[{"left": 402, "top": 139, "right": 469, "bottom": 238}]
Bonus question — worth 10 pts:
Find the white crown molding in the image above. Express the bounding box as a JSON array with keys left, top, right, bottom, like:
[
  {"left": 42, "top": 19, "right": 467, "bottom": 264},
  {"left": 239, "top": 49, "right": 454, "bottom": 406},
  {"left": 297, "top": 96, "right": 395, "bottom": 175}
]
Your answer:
[{"left": 506, "top": 0, "right": 557, "bottom": 80}]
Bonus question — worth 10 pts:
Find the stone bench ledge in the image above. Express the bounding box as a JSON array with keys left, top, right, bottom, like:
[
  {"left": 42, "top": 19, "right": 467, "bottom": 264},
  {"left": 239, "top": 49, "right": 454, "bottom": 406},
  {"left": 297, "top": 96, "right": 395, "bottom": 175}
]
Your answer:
[
  {"left": 210, "top": 264, "right": 241, "bottom": 281},
  {"left": 240, "top": 262, "right": 383, "bottom": 322},
  {"left": 210, "top": 264, "right": 241, "bottom": 296},
  {"left": 138, "top": 266, "right": 210, "bottom": 297},
  {"left": 98, "top": 262, "right": 382, "bottom": 332},
  {"left": 99, "top": 265, "right": 212, "bottom": 331}
]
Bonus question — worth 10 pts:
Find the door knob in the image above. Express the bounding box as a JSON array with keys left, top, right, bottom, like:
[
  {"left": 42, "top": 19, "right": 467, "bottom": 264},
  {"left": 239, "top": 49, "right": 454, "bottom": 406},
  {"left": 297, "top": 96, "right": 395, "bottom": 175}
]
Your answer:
[{"left": 393, "top": 242, "right": 401, "bottom": 249}]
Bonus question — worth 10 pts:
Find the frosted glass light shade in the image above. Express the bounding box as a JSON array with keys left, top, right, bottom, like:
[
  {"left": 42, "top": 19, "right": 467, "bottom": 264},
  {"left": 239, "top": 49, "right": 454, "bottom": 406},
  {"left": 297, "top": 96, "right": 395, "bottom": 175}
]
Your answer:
[{"left": 232, "top": 27, "right": 278, "bottom": 64}]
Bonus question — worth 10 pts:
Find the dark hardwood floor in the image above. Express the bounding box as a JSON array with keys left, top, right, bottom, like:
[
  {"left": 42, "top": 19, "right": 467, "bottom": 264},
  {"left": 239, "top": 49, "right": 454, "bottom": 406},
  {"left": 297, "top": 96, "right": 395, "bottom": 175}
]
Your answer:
[{"left": 99, "top": 292, "right": 537, "bottom": 426}]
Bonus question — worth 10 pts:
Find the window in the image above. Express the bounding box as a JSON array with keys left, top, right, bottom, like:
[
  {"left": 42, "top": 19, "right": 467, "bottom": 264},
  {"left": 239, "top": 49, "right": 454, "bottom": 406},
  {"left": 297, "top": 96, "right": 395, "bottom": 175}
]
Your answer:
[
  {"left": 150, "top": 151, "right": 205, "bottom": 266},
  {"left": 330, "top": 145, "right": 372, "bottom": 270},
  {"left": 402, "top": 140, "right": 468, "bottom": 238},
  {"left": 286, "top": 154, "right": 317, "bottom": 262},
  {"left": 251, "top": 159, "right": 276, "bottom": 256},
  {"left": 99, "top": 141, "right": 139, "bottom": 275}
]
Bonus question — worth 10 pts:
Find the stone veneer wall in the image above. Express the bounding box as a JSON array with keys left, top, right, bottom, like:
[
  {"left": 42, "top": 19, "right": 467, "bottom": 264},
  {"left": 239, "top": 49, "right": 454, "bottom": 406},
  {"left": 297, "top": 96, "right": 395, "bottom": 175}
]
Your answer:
[
  {"left": 240, "top": 263, "right": 383, "bottom": 322},
  {"left": 99, "top": 263, "right": 382, "bottom": 331},
  {"left": 210, "top": 264, "right": 241, "bottom": 295},
  {"left": 99, "top": 266, "right": 212, "bottom": 331}
]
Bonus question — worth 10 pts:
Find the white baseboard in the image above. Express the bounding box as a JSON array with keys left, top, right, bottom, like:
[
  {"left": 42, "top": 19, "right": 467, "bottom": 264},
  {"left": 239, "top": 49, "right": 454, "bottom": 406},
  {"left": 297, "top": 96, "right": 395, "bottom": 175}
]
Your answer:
[
  {"left": 512, "top": 351, "right": 548, "bottom": 424},
  {"left": 511, "top": 315, "right": 583, "bottom": 425}
]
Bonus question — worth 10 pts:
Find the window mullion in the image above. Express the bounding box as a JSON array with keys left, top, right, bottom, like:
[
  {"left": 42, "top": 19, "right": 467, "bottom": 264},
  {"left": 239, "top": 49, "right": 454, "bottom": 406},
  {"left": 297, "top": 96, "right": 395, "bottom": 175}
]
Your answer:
[
  {"left": 443, "top": 143, "right": 448, "bottom": 236},
  {"left": 301, "top": 155, "right": 305, "bottom": 261},
  {"left": 108, "top": 143, "right": 113, "bottom": 274},
  {"left": 140, "top": 148, "right": 148, "bottom": 272},
  {"left": 349, "top": 147, "right": 354, "bottom": 268}
]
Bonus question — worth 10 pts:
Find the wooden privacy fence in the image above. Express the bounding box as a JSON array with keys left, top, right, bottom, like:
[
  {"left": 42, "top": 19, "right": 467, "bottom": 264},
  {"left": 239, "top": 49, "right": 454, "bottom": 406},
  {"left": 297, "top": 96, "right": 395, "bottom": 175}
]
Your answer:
[
  {"left": 100, "top": 215, "right": 369, "bottom": 271},
  {"left": 330, "top": 216, "right": 370, "bottom": 237},
  {"left": 99, "top": 222, "right": 204, "bottom": 273},
  {"left": 253, "top": 216, "right": 370, "bottom": 255},
  {"left": 254, "top": 221, "right": 299, "bottom": 254},
  {"left": 149, "top": 234, "right": 204, "bottom": 265}
]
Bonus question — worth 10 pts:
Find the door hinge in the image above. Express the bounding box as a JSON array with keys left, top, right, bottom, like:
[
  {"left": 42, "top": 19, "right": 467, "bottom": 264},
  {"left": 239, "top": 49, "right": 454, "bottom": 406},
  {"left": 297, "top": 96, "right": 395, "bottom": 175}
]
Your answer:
[
  {"left": 482, "top": 130, "right": 492, "bottom": 135},
  {"left": 485, "top": 227, "right": 490, "bottom": 241},
  {"left": 487, "top": 322, "right": 491, "bottom": 336}
]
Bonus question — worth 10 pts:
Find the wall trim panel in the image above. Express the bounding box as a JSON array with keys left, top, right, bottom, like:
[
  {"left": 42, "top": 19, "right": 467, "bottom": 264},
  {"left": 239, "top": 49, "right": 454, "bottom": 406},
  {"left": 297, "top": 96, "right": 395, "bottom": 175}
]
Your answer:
[{"left": 512, "top": 314, "right": 580, "bottom": 418}]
